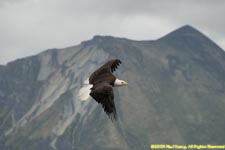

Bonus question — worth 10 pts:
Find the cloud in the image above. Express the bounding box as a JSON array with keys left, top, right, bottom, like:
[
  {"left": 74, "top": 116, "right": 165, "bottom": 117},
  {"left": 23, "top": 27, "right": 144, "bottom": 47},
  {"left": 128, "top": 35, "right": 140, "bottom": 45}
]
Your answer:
[
  {"left": 0, "top": 0, "right": 225, "bottom": 64},
  {"left": 0, "top": 0, "right": 25, "bottom": 5}
]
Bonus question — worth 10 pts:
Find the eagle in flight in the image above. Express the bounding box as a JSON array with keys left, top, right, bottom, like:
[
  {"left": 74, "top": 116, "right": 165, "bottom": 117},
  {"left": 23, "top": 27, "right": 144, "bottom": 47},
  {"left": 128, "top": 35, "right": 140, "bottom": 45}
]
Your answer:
[{"left": 78, "top": 59, "right": 128, "bottom": 121}]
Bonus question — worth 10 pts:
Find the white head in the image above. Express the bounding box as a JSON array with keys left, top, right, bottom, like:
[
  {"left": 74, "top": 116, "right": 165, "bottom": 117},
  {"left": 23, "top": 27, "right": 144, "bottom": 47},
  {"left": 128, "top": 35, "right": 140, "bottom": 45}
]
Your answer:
[{"left": 114, "top": 79, "right": 128, "bottom": 87}]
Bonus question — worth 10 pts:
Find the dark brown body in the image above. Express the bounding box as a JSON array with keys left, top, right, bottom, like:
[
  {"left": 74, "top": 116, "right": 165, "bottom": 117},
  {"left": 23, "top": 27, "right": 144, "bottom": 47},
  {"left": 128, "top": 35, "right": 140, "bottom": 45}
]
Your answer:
[{"left": 88, "top": 59, "right": 121, "bottom": 121}]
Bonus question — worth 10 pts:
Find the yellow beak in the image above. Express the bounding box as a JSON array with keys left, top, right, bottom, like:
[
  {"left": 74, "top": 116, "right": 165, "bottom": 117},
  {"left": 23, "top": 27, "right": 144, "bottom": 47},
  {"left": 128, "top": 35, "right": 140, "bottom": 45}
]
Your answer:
[{"left": 122, "top": 81, "right": 128, "bottom": 86}]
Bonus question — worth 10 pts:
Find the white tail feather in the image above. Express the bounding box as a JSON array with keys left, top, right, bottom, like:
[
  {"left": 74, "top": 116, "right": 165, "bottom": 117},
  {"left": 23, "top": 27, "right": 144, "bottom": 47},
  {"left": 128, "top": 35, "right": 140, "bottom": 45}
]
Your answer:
[{"left": 78, "top": 78, "right": 93, "bottom": 101}]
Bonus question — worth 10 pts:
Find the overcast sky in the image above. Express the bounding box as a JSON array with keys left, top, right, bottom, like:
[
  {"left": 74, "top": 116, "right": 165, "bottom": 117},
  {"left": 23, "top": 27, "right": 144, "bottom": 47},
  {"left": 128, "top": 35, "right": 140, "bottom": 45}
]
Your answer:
[{"left": 0, "top": 0, "right": 225, "bottom": 64}]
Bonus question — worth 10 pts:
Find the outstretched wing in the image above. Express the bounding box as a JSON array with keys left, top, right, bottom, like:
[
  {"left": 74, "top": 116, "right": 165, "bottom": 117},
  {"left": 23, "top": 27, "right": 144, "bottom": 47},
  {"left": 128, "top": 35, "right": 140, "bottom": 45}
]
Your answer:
[
  {"left": 89, "top": 59, "right": 121, "bottom": 84},
  {"left": 90, "top": 83, "right": 117, "bottom": 121}
]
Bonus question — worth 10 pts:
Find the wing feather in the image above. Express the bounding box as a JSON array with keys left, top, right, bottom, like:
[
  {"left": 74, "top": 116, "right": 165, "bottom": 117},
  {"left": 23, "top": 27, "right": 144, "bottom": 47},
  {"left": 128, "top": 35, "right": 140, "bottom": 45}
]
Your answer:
[
  {"left": 110, "top": 59, "right": 121, "bottom": 73},
  {"left": 89, "top": 59, "right": 121, "bottom": 84},
  {"left": 90, "top": 83, "right": 117, "bottom": 121}
]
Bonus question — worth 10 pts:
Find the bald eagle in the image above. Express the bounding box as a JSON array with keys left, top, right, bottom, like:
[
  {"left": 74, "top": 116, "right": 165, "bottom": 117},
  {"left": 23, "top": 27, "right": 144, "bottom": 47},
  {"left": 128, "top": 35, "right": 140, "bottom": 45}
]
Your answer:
[{"left": 78, "top": 59, "right": 128, "bottom": 121}]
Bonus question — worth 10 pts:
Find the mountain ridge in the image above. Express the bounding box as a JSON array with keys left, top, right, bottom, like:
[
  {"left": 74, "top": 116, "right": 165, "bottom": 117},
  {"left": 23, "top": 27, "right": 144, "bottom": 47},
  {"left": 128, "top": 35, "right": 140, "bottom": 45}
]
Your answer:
[
  {"left": 1, "top": 25, "right": 225, "bottom": 150},
  {"left": 2, "top": 24, "right": 216, "bottom": 66}
]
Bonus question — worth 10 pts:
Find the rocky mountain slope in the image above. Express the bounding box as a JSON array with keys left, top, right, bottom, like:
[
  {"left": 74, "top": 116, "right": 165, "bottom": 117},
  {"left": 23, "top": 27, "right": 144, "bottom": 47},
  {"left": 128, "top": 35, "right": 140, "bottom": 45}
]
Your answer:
[{"left": 1, "top": 25, "right": 225, "bottom": 150}]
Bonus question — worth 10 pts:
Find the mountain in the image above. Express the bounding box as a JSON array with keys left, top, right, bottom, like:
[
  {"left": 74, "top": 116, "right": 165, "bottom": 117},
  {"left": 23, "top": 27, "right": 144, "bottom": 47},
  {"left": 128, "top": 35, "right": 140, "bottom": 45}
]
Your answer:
[{"left": 1, "top": 25, "right": 225, "bottom": 150}]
